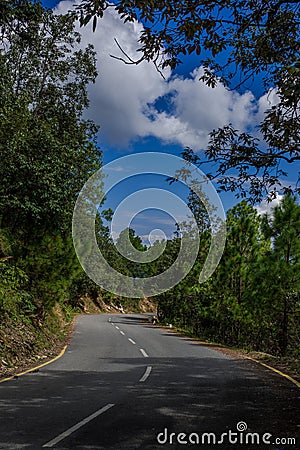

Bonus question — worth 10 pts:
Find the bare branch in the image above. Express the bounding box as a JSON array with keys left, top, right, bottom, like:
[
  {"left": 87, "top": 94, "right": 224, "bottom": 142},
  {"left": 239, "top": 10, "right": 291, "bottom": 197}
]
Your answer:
[{"left": 110, "top": 37, "right": 144, "bottom": 65}]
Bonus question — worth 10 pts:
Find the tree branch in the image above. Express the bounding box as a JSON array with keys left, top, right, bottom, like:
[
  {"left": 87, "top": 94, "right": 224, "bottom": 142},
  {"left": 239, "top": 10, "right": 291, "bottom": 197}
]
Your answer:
[{"left": 110, "top": 37, "right": 144, "bottom": 65}]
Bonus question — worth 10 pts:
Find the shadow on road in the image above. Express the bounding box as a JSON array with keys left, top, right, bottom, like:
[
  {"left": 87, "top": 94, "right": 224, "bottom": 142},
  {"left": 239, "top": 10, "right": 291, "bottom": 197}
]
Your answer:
[{"left": 0, "top": 353, "right": 298, "bottom": 449}]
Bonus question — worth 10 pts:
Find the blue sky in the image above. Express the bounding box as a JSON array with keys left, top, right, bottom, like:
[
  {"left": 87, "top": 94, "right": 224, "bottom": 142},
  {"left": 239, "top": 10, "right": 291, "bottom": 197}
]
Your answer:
[{"left": 43, "top": 0, "right": 294, "bottom": 240}]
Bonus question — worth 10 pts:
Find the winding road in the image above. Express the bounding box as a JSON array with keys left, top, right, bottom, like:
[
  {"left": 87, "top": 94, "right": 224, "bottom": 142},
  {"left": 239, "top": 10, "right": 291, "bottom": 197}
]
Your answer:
[{"left": 0, "top": 314, "right": 299, "bottom": 449}]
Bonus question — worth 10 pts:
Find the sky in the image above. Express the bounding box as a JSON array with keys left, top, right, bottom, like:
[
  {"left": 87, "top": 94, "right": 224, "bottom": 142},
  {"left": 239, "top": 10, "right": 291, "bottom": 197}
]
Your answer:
[{"left": 42, "top": 0, "right": 291, "bottom": 240}]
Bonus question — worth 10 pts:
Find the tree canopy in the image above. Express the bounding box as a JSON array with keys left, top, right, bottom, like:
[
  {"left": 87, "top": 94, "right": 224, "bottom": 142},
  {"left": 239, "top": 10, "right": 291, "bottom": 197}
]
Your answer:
[
  {"left": 77, "top": 0, "right": 299, "bottom": 201},
  {"left": 0, "top": 0, "right": 101, "bottom": 318},
  {"left": 0, "top": 0, "right": 100, "bottom": 234},
  {"left": 155, "top": 196, "right": 300, "bottom": 356}
]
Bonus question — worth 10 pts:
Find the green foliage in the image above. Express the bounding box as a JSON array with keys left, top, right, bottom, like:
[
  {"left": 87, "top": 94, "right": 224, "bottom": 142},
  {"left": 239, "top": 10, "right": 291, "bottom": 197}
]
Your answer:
[
  {"left": 79, "top": 0, "right": 298, "bottom": 76},
  {"left": 0, "top": 0, "right": 100, "bottom": 233},
  {"left": 155, "top": 196, "right": 300, "bottom": 357},
  {"left": 115, "top": 228, "right": 147, "bottom": 277},
  {"left": 0, "top": 1, "right": 102, "bottom": 327},
  {"left": 0, "top": 228, "right": 33, "bottom": 320},
  {"left": 0, "top": 260, "right": 33, "bottom": 320},
  {"left": 1, "top": 1, "right": 298, "bottom": 364},
  {"left": 256, "top": 195, "right": 300, "bottom": 354},
  {"left": 20, "top": 233, "right": 83, "bottom": 314}
]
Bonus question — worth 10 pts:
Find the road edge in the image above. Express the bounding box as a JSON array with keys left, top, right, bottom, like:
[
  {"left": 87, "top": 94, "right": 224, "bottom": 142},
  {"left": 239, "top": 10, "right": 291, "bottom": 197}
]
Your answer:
[
  {"left": 159, "top": 325, "right": 300, "bottom": 389},
  {"left": 0, "top": 344, "right": 68, "bottom": 384},
  {"left": 243, "top": 355, "right": 300, "bottom": 389}
]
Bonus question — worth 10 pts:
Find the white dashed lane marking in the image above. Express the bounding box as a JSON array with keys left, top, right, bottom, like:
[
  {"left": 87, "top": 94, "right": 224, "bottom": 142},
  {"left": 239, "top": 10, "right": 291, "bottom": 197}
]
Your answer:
[
  {"left": 139, "top": 366, "right": 152, "bottom": 382},
  {"left": 140, "top": 348, "right": 149, "bottom": 358}
]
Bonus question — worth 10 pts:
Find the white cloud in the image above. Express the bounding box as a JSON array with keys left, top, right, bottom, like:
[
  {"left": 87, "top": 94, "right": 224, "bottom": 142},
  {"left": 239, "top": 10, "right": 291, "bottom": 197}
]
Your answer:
[
  {"left": 256, "top": 88, "right": 280, "bottom": 122},
  {"left": 56, "top": 1, "right": 273, "bottom": 150},
  {"left": 255, "top": 194, "right": 284, "bottom": 216},
  {"left": 146, "top": 68, "right": 257, "bottom": 149}
]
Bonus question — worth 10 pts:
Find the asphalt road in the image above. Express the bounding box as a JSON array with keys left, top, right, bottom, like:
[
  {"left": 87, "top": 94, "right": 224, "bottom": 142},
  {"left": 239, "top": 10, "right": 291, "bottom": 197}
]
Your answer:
[{"left": 0, "top": 314, "right": 299, "bottom": 449}]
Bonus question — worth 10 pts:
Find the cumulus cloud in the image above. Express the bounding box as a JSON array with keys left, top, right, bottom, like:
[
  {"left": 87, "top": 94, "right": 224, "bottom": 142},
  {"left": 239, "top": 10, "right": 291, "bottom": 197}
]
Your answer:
[
  {"left": 56, "top": 1, "right": 272, "bottom": 150},
  {"left": 146, "top": 68, "right": 257, "bottom": 149},
  {"left": 56, "top": 1, "right": 169, "bottom": 145},
  {"left": 255, "top": 194, "right": 284, "bottom": 216}
]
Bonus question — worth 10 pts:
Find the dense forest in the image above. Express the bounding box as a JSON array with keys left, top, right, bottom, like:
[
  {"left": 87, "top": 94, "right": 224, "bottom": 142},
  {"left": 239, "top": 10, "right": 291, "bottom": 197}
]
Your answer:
[
  {"left": 154, "top": 197, "right": 300, "bottom": 357},
  {"left": 0, "top": 1, "right": 299, "bottom": 374},
  {"left": 0, "top": 1, "right": 102, "bottom": 368}
]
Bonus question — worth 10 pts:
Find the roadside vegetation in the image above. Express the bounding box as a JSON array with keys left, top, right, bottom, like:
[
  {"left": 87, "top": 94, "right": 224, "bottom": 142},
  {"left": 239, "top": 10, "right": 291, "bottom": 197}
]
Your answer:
[
  {"left": 155, "top": 196, "right": 300, "bottom": 360},
  {"left": 100, "top": 196, "right": 300, "bottom": 374},
  {"left": 0, "top": 1, "right": 142, "bottom": 376},
  {"left": 1, "top": 1, "right": 299, "bottom": 377}
]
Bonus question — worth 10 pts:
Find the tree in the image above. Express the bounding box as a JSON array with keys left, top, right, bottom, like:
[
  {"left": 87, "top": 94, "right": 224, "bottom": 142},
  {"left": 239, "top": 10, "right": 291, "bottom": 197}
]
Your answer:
[
  {"left": 222, "top": 201, "right": 263, "bottom": 304},
  {"left": 259, "top": 195, "right": 300, "bottom": 355},
  {"left": 0, "top": 0, "right": 100, "bottom": 235},
  {"left": 115, "top": 228, "right": 147, "bottom": 277},
  {"left": 205, "top": 201, "right": 265, "bottom": 345},
  {"left": 0, "top": 1, "right": 101, "bottom": 316},
  {"left": 77, "top": 0, "right": 299, "bottom": 201}
]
